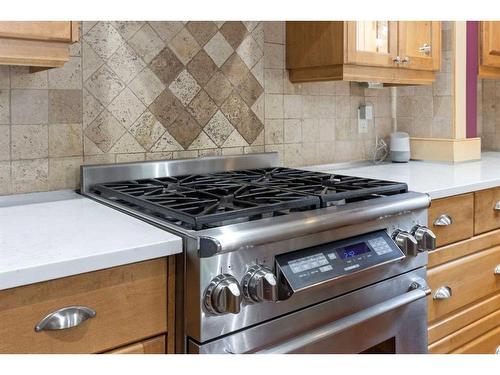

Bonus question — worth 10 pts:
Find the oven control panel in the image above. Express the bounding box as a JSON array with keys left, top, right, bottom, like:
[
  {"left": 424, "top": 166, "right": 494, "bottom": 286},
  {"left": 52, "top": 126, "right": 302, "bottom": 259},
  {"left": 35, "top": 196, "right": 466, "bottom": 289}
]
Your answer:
[{"left": 275, "top": 230, "right": 405, "bottom": 292}]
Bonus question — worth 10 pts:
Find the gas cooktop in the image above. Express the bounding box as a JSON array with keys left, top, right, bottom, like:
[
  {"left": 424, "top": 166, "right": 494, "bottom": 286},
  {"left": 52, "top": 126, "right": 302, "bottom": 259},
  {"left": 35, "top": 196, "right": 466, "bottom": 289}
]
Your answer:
[{"left": 91, "top": 167, "right": 407, "bottom": 230}]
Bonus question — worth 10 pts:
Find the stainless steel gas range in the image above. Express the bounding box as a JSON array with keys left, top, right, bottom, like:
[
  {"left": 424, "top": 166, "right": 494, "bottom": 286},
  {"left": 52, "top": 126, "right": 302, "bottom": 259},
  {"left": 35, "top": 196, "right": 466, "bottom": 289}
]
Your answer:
[{"left": 81, "top": 153, "right": 436, "bottom": 354}]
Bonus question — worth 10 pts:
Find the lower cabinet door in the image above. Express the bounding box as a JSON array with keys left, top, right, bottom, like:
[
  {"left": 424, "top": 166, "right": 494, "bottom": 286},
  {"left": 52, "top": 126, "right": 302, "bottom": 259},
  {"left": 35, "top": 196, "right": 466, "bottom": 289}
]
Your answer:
[
  {"left": 452, "top": 326, "right": 500, "bottom": 354},
  {"left": 107, "top": 335, "right": 166, "bottom": 354}
]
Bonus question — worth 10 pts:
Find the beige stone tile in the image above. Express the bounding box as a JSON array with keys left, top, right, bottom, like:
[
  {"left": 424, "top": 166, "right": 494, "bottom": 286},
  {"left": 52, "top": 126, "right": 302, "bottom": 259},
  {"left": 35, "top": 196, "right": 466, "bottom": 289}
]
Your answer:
[
  {"left": 431, "top": 116, "right": 452, "bottom": 138},
  {"left": 244, "top": 145, "right": 265, "bottom": 154},
  {"left": 251, "top": 129, "right": 264, "bottom": 146},
  {"left": 83, "top": 88, "right": 104, "bottom": 128},
  {"left": 0, "top": 126, "right": 9, "bottom": 161},
  {"left": 317, "top": 81, "right": 338, "bottom": 96},
  {"left": 335, "top": 95, "right": 350, "bottom": 119},
  {"left": 413, "top": 96, "right": 433, "bottom": 120},
  {"left": 109, "top": 133, "right": 146, "bottom": 153},
  {"left": 302, "top": 96, "right": 317, "bottom": 119},
  {"left": 186, "top": 21, "right": 218, "bottom": 47},
  {"left": 251, "top": 57, "right": 264, "bottom": 87},
  {"left": 317, "top": 142, "right": 336, "bottom": 164},
  {"left": 396, "top": 96, "right": 414, "bottom": 117},
  {"left": 48, "top": 156, "right": 83, "bottom": 190},
  {"left": 168, "top": 27, "right": 201, "bottom": 65},
  {"left": 129, "top": 111, "right": 166, "bottom": 151},
  {"left": 300, "top": 82, "right": 321, "bottom": 96},
  {"left": 433, "top": 96, "right": 452, "bottom": 119},
  {"left": 0, "top": 161, "right": 11, "bottom": 195},
  {"left": 264, "top": 94, "right": 283, "bottom": 119},
  {"left": 334, "top": 117, "right": 357, "bottom": 141},
  {"left": 48, "top": 57, "right": 82, "bottom": 89},
  {"left": 70, "top": 40, "right": 82, "bottom": 57},
  {"left": 433, "top": 72, "right": 452, "bottom": 97},
  {"left": 236, "top": 35, "right": 263, "bottom": 70},
  {"left": 11, "top": 159, "right": 48, "bottom": 194},
  {"left": 128, "top": 67, "right": 165, "bottom": 106},
  {"left": 83, "top": 21, "right": 125, "bottom": 60},
  {"left": 151, "top": 129, "right": 183, "bottom": 152},
  {"left": 11, "top": 125, "right": 48, "bottom": 160},
  {"left": 301, "top": 143, "right": 319, "bottom": 166},
  {"left": 85, "top": 65, "right": 126, "bottom": 106},
  {"left": 188, "top": 131, "right": 217, "bottom": 150},
  {"left": 243, "top": 22, "right": 259, "bottom": 33},
  {"left": 49, "top": 123, "right": 83, "bottom": 157},
  {"left": 173, "top": 150, "right": 198, "bottom": 159},
  {"left": 220, "top": 91, "right": 250, "bottom": 126},
  {"left": 108, "top": 87, "right": 146, "bottom": 128},
  {"left": 169, "top": 70, "right": 201, "bottom": 106},
  {"left": 264, "top": 22, "right": 285, "bottom": 44},
  {"left": 221, "top": 147, "right": 244, "bottom": 156},
  {"left": 335, "top": 81, "right": 351, "bottom": 96},
  {"left": 49, "top": 89, "right": 82, "bottom": 124},
  {"left": 128, "top": 23, "right": 165, "bottom": 64},
  {"left": 10, "top": 66, "right": 48, "bottom": 89},
  {"left": 84, "top": 110, "right": 126, "bottom": 153},
  {"left": 145, "top": 152, "right": 173, "bottom": 161},
  {"left": 264, "top": 69, "right": 284, "bottom": 94},
  {"left": 284, "top": 119, "right": 302, "bottom": 144},
  {"left": 251, "top": 93, "right": 265, "bottom": 123},
  {"left": 83, "top": 154, "right": 116, "bottom": 165},
  {"left": 264, "top": 43, "right": 284, "bottom": 69},
  {"left": 11, "top": 89, "right": 48, "bottom": 124},
  {"left": 302, "top": 119, "right": 321, "bottom": 143},
  {"left": 265, "top": 119, "right": 284, "bottom": 144},
  {"left": 284, "top": 95, "right": 302, "bottom": 119},
  {"left": 165, "top": 110, "right": 201, "bottom": 149},
  {"left": 222, "top": 129, "right": 249, "bottom": 148},
  {"left": 283, "top": 143, "right": 302, "bottom": 167},
  {"left": 204, "top": 70, "right": 233, "bottom": 107},
  {"left": 0, "top": 66, "right": 10, "bottom": 89},
  {"left": 0, "top": 90, "right": 9, "bottom": 124},
  {"left": 82, "top": 41, "right": 104, "bottom": 82},
  {"left": 220, "top": 22, "right": 248, "bottom": 50},
  {"left": 283, "top": 70, "right": 300, "bottom": 95},
  {"left": 187, "top": 90, "right": 217, "bottom": 127},
  {"left": 204, "top": 110, "right": 234, "bottom": 146},
  {"left": 237, "top": 110, "right": 263, "bottom": 144},
  {"left": 252, "top": 23, "right": 264, "bottom": 51},
  {"left": 412, "top": 118, "right": 433, "bottom": 138},
  {"left": 110, "top": 21, "right": 144, "bottom": 40},
  {"left": 115, "top": 153, "right": 146, "bottom": 163},
  {"left": 319, "top": 118, "right": 336, "bottom": 142},
  {"left": 108, "top": 43, "right": 146, "bottom": 84},
  {"left": 187, "top": 50, "right": 217, "bottom": 86},
  {"left": 198, "top": 148, "right": 221, "bottom": 157},
  {"left": 149, "top": 21, "right": 184, "bottom": 43},
  {"left": 204, "top": 32, "right": 234, "bottom": 67}
]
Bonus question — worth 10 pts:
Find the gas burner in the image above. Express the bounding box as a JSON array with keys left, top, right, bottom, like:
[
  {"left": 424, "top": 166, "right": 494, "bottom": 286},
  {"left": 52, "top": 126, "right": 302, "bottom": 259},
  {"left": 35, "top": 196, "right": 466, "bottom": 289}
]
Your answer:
[{"left": 91, "top": 167, "right": 407, "bottom": 230}]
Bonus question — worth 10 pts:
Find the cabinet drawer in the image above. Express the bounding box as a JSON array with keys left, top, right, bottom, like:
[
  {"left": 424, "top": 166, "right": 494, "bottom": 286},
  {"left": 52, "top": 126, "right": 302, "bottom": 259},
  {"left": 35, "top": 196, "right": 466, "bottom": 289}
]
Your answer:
[
  {"left": 0, "top": 259, "right": 167, "bottom": 353},
  {"left": 475, "top": 187, "right": 500, "bottom": 235},
  {"left": 452, "top": 325, "right": 500, "bottom": 354},
  {"left": 107, "top": 335, "right": 166, "bottom": 354},
  {"left": 428, "top": 194, "right": 474, "bottom": 247},
  {"left": 428, "top": 246, "right": 500, "bottom": 323}
]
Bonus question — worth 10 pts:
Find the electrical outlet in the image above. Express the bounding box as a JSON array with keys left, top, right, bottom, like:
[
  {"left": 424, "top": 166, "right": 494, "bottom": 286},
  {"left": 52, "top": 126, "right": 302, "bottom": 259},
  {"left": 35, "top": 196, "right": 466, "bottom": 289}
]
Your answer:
[{"left": 357, "top": 108, "right": 368, "bottom": 133}]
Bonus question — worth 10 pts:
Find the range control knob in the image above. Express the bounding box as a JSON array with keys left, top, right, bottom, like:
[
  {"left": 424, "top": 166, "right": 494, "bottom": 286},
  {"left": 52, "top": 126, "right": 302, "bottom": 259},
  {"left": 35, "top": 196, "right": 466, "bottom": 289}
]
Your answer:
[
  {"left": 392, "top": 229, "right": 418, "bottom": 256},
  {"left": 411, "top": 225, "right": 436, "bottom": 251},
  {"left": 242, "top": 265, "right": 278, "bottom": 303},
  {"left": 204, "top": 274, "right": 242, "bottom": 315}
]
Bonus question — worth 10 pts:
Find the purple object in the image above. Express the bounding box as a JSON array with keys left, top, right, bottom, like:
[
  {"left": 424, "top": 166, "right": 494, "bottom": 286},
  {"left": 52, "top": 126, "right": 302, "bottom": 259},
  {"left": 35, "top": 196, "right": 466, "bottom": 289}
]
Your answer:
[{"left": 466, "top": 21, "right": 479, "bottom": 138}]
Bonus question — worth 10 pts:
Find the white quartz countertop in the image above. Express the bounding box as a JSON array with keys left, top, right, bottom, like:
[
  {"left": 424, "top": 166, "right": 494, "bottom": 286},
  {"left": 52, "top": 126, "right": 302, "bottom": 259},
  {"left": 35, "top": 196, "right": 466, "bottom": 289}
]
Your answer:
[
  {"left": 0, "top": 190, "right": 182, "bottom": 291},
  {"left": 305, "top": 152, "right": 500, "bottom": 199}
]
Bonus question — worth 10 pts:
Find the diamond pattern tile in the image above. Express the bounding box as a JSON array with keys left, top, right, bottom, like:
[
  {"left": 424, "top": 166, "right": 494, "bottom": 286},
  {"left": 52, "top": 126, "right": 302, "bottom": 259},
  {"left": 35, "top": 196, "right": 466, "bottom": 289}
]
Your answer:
[{"left": 82, "top": 19, "right": 264, "bottom": 157}]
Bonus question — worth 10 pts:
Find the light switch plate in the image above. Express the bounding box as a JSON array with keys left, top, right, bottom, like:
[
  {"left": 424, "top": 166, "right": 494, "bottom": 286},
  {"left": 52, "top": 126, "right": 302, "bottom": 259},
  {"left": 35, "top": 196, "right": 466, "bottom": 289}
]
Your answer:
[{"left": 357, "top": 108, "right": 368, "bottom": 133}]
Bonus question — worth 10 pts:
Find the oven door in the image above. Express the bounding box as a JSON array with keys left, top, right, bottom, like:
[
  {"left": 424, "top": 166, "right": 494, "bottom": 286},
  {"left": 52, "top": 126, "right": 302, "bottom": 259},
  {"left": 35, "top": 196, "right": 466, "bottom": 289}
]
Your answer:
[{"left": 188, "top": 268, "right": 430, "bottom": 354}]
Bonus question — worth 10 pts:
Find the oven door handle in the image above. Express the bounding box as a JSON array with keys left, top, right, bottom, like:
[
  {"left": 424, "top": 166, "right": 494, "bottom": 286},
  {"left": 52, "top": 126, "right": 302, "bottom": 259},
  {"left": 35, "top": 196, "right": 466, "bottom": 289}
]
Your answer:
[{"left": 255, "top": 279, "right": 430, "bottom": 354}]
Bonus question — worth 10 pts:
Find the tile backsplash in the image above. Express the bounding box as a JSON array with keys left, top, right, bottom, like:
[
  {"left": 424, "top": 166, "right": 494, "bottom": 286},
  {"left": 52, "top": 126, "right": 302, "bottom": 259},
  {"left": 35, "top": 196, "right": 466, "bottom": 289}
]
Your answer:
[{"left": 0, "top": 21, "right": 393, "bottom": 196}]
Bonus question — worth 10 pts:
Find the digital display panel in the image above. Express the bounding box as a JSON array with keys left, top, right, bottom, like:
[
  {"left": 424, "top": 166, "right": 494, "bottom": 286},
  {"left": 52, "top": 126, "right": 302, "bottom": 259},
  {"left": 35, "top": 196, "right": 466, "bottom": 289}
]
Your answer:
[{"left": 336, "top": 242, "right": 371, "bottom": 259}]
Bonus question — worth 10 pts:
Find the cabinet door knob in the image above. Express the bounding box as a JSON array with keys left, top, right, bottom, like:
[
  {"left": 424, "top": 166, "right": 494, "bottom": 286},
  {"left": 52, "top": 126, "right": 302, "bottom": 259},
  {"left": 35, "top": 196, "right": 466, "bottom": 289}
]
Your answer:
[
  {"left": 496, "top": 346, "right": 500, "bottom": 354},
  {"left": 433, "top": 286, "right": 452, "bottom": 300},
  {"left": 433, "top": 214, "right": 453, "bottom": 227},
  {"left": 402, "top": 56, "right": 411, "bottom": 64},
  {"left": 494, "top": 264, "right": 500, "bottom": 275},
  {"left": 393, "top": 56, "right": 401, "bottom": 64},
  {"left": 494, "top": 201, "right": 500, "bottom": 211},
  {"left": 35, "top": 306, "right": 96, "bottom": 332},
  {"left": 419, "top": 43, "right": 432, "bottom": 55}
]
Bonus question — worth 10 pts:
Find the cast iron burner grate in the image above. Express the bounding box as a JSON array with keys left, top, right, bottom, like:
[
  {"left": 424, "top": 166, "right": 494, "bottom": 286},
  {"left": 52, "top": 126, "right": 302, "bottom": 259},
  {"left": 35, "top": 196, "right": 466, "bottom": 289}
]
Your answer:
[{"left": 91, "top": 168, "right": 407, "bottom": 230}]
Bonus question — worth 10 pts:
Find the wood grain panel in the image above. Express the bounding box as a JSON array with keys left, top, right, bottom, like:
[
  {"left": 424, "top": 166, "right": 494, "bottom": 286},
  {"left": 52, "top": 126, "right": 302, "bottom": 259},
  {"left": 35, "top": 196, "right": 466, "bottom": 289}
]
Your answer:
[
  {"left": 428, "top": 292, "right": 500, "bottom": 344},
  {"left": 428, "top": 193, "right": 474, "bottom": 247},
  {"left": 474, "top": 187, "right": 500, "bottom": 235},
  {"left": 398, "top": 21, "right": 441, "bottom": 71},
  {"left": 427, "top": 246, "right": 500, "bottom": 323},
  {"left": 0, "top": 22, "right": 72, "bottom": 42},
  {"left": 0, "top": 38, "right": 69, "bottom": 67},
  {"left": 451, "top": 325, "right": 500, "bottom": 354},
  {"left": 0, "top": 259, "right": 168, "bottom": 354},
  {"left": 428, "top": 228, "right": 500, "bottom": 268},
  {"left": 107, "top": 335, "right": 166, "bottom": 354},
  {"left": 480, "top": 21, "right": 500, "bottom": 68}
]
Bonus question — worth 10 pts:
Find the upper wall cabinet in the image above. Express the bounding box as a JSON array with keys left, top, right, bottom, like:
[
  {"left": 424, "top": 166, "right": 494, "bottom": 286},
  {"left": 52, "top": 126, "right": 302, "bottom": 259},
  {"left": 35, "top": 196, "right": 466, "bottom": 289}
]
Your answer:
[
  {"left": 479, "top": 21, "right": 500, "bottom": 78},
  {"left": 0, "top": 21, "right": 79, "bottom": 69},
  {"left": 286, "top": 21, "right": 441, "bottom": 85}
]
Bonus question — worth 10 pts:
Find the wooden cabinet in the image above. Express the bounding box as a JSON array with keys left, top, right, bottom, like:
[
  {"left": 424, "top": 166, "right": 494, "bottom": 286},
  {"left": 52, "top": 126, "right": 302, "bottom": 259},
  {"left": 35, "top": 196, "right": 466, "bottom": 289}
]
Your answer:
[
  {"left": 427, "top": 188, "right": 500, "bottom": 354},
  {"left": 107, "top": 335, "right": 166, "bottom": 354},
  {"left": 0, "top": 258, "right": 173, "bottom": 354},
  {"left": 479, "top": 21, "right": 500, "bottom": 78},
  {"left": 286, "top": 21, "right": 441, "bottom": 84},
  {"left": 0, "top": 21, "right": 78, "bottom": 69}
]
